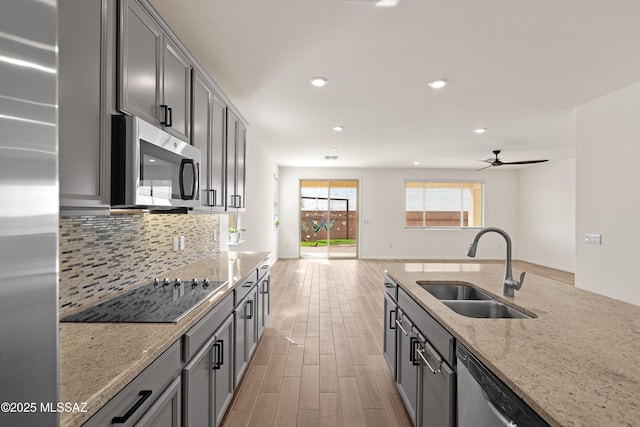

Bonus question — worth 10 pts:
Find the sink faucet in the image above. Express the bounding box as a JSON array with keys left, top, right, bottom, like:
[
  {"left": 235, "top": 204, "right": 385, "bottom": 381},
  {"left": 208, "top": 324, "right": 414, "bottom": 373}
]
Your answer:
[{"left": 466, "top": 227, "right": 526, "bottom": 297}]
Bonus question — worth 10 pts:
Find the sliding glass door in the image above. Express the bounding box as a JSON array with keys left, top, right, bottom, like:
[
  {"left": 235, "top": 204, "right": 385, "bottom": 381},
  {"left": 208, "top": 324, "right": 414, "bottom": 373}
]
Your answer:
[{"left": 300, "top": 180, "right": 358, "bottom": 258}]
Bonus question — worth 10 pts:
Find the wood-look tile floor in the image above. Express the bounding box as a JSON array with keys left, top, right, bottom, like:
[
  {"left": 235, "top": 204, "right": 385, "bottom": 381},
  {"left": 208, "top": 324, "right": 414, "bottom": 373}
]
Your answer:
[
  {"left": 221, "top": 258, "right": 573, "bottom": 427},
  {"left": 222, "top": 259, "right": 412, "bottom": 427}
]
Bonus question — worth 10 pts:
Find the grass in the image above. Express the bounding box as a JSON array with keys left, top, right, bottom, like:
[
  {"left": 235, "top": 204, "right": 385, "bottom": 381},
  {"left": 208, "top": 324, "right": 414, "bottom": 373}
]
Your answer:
[{"left": 300, "top": 239, "right": 356, "bottom": 247}]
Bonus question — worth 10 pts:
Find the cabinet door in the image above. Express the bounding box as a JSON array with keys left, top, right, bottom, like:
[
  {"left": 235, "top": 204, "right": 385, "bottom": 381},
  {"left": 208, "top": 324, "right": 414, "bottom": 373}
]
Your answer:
[
  {"left": 418, "top": 345, "right": 455, "bottom": 427},
  {"left": 59, "top": 0, "right": 111, "bottom": 211},
  {"left": 182, "top": 336, "right": 214, "bottom": 427},
  {"left": 226, "top": 109, "right": 239, "bottom": 209},
  {"left": 235, "top": 121, "right": 247, "bottom": 209},
  {"left": 162, "top": 37, "right": 191, "bottom": 141},
  {"left": 395, "top": 311, "right": 418, "bottom": 425},
  {"left": 134, "top": 377, "right": 181, "bottom": 427},
  {"left": 234, "top": 286, "right": 258, "bottom": 386},
  {"left": 118, "top": 0, "right": 161, "bottom": 125},
  {"left": 257, "top": 273, "right": 270, "bottom": 338},
  {"left": 191, "top": 70, "right": 213, "bottom": 209},
  {"left": 209, "top": 94, "right": 227, "bottom": 209},
  {"left": 383, "top": 292, "right": 397, "bottom": 380},
  {"left": 213, "top": 315, "right": 234, "bottom": 426}
]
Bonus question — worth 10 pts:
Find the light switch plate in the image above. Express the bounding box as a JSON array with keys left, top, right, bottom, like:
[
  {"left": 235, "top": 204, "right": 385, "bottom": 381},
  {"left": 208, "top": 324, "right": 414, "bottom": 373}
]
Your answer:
[
  {"left": 584, "top": 234, "right": 602, "bottom": 245},
  {"left": 180, "top": 235, "right": 185, "bottom": 251}
]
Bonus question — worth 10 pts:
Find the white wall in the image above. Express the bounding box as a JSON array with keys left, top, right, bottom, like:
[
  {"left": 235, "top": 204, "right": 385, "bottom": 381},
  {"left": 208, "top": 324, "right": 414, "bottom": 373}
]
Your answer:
[
  {"left": 576, "top": 81, "right": 640, "bottom": 305},
  {"left": 518, "top": 158, "right": 576, "bottom": 272},
  {"left": 229, "top": 136, "right": 279, "bottom": 260},
  {"left": 278, "top": 167, "right": 520, "bottom": 260}
]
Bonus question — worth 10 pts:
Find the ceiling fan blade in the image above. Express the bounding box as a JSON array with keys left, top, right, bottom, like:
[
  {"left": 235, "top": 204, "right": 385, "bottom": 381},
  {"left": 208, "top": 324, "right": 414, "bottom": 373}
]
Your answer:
[
  {"left": 500, "top": 159, "right": 548, "bottom": 165},
  {"left": 475, "top": 164, "right": 493, "bottom": 171}
]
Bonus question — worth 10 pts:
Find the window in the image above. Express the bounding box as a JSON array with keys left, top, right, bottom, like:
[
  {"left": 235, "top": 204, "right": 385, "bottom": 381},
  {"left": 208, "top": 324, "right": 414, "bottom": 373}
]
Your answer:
[{"left": 405, "top": 180, "right": 484, "bottom": 228}]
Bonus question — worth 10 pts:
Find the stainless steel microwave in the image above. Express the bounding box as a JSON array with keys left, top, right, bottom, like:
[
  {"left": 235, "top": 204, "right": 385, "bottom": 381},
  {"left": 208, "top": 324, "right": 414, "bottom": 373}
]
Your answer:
[{"left": 111, "top": 115, "right": 201, "bottom": 209}]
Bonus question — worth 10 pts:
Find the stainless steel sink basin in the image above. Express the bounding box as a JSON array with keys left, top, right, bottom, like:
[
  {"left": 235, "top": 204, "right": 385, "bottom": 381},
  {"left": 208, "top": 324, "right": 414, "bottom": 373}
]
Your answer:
[
  {"left": 442, "top": 300, "right": 531, "bottom": 319},
  {"left": 417, "top": 281, "right": 533, "bottom": 319},
  {"left": 418, "top": 282, "right": 492, "bottom": 301}
]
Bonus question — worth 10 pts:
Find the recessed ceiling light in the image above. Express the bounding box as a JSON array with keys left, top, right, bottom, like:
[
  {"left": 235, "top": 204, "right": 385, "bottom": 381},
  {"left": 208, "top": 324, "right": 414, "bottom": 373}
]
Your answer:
[
  {"left": 413, "top": 161, "right": 421, "bottom": 165},
  {"left": 332, "top": 125, "right": 344, "bottom": 132},
  {"left": 310, "top": 77, "right": 328, "bottom": 87},
  {"left": 428, "top": 79, "right": 448, "bottom": 89},
  {"left": 473, "top": 128, "right": 486, "bottom": 134}
]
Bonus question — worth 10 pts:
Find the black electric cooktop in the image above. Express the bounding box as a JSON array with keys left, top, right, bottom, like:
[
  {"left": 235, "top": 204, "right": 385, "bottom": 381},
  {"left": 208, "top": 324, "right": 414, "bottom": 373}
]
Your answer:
[{"left": 61, "top": 278, "right": 228, "bottom": 323}]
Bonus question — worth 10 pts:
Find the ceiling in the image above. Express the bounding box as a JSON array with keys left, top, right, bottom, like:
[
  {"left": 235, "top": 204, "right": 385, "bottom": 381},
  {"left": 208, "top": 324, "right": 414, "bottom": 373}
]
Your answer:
[{"left": 150, "top": 0, "right": 640, "bottom": 169}]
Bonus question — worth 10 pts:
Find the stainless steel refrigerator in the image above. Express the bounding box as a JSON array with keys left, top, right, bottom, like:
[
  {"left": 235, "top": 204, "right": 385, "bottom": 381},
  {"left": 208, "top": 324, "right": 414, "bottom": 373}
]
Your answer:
[{"left": 0, "top": 0, "right": 59, "bottom": 426}]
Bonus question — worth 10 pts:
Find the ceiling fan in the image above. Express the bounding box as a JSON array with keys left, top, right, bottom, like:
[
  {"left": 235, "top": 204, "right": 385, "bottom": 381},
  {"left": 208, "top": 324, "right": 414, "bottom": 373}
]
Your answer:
[{"left": 478, "top": 150, "right": 548, "bottom": 170}]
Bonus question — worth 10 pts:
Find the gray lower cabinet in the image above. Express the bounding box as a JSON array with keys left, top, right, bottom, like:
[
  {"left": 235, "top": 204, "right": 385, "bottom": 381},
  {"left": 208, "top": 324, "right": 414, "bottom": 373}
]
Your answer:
[
  {"left": 191, "top": 70, "right": 227, "bottom": 212},
  {"left": 118, "top": 0, "right": 191, "bottom": 141},
  {"left": 84, "top": 341, "right": 182, "bottom": 427},
  {"left": 396, "top": 308, "right": 419, "bottom": 424},
  {"left": 234, "top": 284, "right": 259, "bottom": 386},
  {"left": 387, "top": 276, "right": 455, "bottom": 427},
  {"left": 257, "top": 271, "right": 270, "bottom": 338},
  {"left": 383, "top": 291, "right": 398, "bottom": 380},
  {"left": 135, "top": 377, "right": 182, "bottom": 427},
  {"left": 182, "top": 314, "right": 234, "bottom": 427},
  {"left": 59, "top": 0, "right": 115, "bottom": 212}
]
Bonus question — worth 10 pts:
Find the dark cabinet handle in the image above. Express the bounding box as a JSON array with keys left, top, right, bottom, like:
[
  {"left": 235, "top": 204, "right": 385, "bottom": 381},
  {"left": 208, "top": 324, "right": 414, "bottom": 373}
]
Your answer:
[
  {"left": 409, "top": 337, "right": 420, "bottom": 366},
  {"left": 212, "top": 340, "right": 224, "bottom": 370},
  {"left": 242, "top": 281, "right": 254, "bottom": 288},
  {"left": 160, "top": 104, "right": 169, "bottom": 125},
  {"left": 230, "top": 194, "right": 242, "bottom": 208},
  {"left": 246, "top": 300, "right": 253, "bottom": 320},
  {"left": 207, "top": 189, "right": 216, "bottom": 207},
  {"left": 389, "top": 309, "right": 396, "bottom": 330},
  {"left": 166, "top": 107, "right": 172, "bottom": 127},
  {"left": 111, "top": 390, "right": 152, "bottom": 423}
]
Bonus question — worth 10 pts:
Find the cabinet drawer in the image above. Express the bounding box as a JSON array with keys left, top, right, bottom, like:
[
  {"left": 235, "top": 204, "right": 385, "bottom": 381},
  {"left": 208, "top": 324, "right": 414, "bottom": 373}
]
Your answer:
[
  {"left": 384, "top": 274, "right": 398, "bottom": 300},
  {"left": 234, "top": 270, "right": 258, "bottom": 305},
  {"left": 398, "top": 287, "right": 455, "bottom": 366},
  {"left": 84, "top": 340, "right": 181, "bottom": 427},
  {"left": 182, "top": 292, "right": 234, "bottom": 362},
  {"left": 257, "top": 263, "right": 270, "bottom": 280}
]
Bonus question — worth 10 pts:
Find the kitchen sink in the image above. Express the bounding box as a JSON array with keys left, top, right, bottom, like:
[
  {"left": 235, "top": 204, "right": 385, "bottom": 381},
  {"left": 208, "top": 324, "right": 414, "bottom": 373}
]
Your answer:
[
  {"left": 417, "top": 281, "right": 533, "bottom": 319},
  {"left": 418, "top": 282, "right": 492, "bottom": 301},
  {"left": 442, "top": 300, "right": 531, "bottom": 319}
]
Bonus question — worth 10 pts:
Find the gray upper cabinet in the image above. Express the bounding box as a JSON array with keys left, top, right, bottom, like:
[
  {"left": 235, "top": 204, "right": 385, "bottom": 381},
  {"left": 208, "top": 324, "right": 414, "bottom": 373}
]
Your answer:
[
  {"left": 191, "top": 70, "right": 227, "bottom": 212},
  {"left": 119, "top": 0, "right": 191, "bottom": 141},
  {"left": 162, "top": 37, "right": 191, "bottom": 141},
  {"left": 226, "top": 110, "right": 246, "bottom": 210},
  {"left": 59, "top": 0, "right": 115, "bottom": 212}
]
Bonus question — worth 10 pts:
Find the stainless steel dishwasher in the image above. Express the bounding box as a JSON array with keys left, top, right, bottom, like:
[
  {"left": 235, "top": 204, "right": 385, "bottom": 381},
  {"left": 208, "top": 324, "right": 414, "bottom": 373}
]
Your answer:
[{"left": 457, "top": 344, "right": 550, "bottom": 427}]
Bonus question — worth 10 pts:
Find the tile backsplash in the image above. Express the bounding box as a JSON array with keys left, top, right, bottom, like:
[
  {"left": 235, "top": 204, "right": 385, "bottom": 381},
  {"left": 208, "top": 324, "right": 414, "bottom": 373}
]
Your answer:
[{"left": 59, "top": 212, "right": 219, "bottom": 315}]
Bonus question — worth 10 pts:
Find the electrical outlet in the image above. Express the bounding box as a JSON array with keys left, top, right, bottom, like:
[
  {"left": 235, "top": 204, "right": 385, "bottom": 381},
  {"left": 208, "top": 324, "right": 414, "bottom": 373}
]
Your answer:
[
  {"left": 173, "top": 236, "right": 179, "bottom": 252},
  {"left": 180, "top": 235, "right": 185, "bottom": 251},
  {"left": 584, "top": 234, "right": 602, "bottom": 245}
]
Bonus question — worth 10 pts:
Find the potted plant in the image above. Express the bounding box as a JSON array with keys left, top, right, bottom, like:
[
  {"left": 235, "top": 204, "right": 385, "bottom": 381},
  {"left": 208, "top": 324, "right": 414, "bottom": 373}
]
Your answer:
[{"left": 229, "top": 227, "right": 246, "bottom": 244}]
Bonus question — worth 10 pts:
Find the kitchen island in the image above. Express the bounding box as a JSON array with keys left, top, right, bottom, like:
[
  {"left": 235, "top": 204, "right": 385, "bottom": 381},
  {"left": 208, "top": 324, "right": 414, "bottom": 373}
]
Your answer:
[
  {"left": 59, "top": 251, "right": 270, "bottom": 427},
  {"left": 383, "top": 262, "right": 640, "bottom": 427}
]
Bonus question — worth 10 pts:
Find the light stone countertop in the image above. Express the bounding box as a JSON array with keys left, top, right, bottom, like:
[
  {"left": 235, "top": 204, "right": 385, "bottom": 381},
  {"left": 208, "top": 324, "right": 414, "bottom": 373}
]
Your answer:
[
  {"left": 383, "top": 262, "right": 640, "bottom": 427},
  {"left": 58, "top": 251, "right": 271, "bottom": 427}
]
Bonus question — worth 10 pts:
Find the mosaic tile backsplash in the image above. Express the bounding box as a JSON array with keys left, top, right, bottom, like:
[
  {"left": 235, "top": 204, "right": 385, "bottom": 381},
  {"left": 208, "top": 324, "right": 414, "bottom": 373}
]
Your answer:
[{"left": 59, "top": 212, "right": 219, "bottom": 315}]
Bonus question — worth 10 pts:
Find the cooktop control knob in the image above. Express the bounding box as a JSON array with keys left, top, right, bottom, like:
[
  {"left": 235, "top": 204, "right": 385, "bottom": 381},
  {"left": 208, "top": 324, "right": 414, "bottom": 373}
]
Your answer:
[
  {"left": 153, "top": 278, "right": 160, "bottom": 288},
  {"left": 191, "top": 278, "right": 199, "bottom": 289},
  {"left": 174, "top": 278, "right": 182, "bottom": 289},
  {"left": 203, "top": 278, "right": 210, "bottom": 288},
  {"left": 163, "top": 278, "right": 171, "bottom": 288}
]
